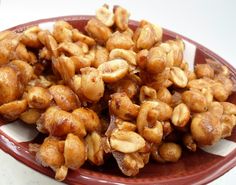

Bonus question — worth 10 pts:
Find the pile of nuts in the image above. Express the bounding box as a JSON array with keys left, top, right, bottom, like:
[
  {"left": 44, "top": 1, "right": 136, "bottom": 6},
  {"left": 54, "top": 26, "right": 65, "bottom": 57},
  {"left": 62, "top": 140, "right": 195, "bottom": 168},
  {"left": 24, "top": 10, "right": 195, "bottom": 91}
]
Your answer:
[{"left": 0, "top": 4, "right": 236, "bottom": 181}]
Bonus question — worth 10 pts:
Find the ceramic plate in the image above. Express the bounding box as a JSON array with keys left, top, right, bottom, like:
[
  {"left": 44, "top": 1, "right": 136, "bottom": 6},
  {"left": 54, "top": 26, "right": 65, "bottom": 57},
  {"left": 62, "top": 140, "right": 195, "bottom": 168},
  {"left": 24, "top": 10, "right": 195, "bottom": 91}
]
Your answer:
[{"left": 0, "top": 16, "right": 236, "bottom": 185}]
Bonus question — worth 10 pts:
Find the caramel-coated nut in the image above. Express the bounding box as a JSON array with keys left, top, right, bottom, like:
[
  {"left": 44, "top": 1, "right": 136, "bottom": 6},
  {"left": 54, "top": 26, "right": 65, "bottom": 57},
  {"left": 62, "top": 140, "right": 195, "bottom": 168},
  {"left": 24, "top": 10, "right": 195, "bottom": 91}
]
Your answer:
[
  {"left": 85, "top": 131, "right": 104, "bottom": 165},
  {"left": 36, "top": 137, "right": 64, "bottom": 175},
  {"left": 212, "top": 82, "right": 230, "bottom": 102},
  {"left": 142, "top": 121, "right": 163, "bottom": 144},
  {"left": 72, "top": 29, "right": 96, "bottom": 46},
  {"left": 156, "top": 87, "right": 172, "bottom": 105},
  {"left": 110, "top": 130, "right": 145, "bottom": 153},
  {"left": 92, "top": 45, "right": 109, "bottom": 68},
  {"left": 191, "top": 112, "right": 222, "bottom": 146},
  {"left": 109, "top": 48, "right": 137, "bottom": 66},
  {"left": 96, "top": 5, "right": 114, "bottom": 27},
  {"left": 139, "top": 86, "right": 157, "bottom": 103},
  {"left": 221, "top": 102, "right": 236, "bottom": 115},
  {"left": 49, "top": 85, "right": 80, "bottom": 111},
  {"left": 15, "top": 42, "right": 29, "bottom": 61},
  {"left": 20, "top": 26, "right": 42, "bottom": 48},
  {"left": 112, "top": 76, "right": 139, "bottom": 99},
  {"left": 72, "top": 108, "right": 101, "bottom": 133},
  {"left": 221, "top": 114, "right": 236, "bottom": 138},
  {"left": 27, "top": 86, "right": 53, "bottom": 109},
  {"left": 9, "top": 59, "right": 34, "bottom": 85},
  {"left": 109, "top": 92, "right": 139, "bottom": 121},
  {"left": 106, "top": 31, "right": 134, "bottom": 51},
  {"left": 57, "top": 42, "right": 83, "bottom": 56},
  {"left": 64, "top": 133, "right": 86, "bottom": 169},
  {"left": 0, "top": 66, "right": 20, "bottom": 105},
  {"left": 53, "top": 21, "right": 73, "bottom": 43},
  {"left": 0, "top": 100, "right": 28, "bottom": 121},
  {"left": 158, "top": 142, "right": 182, "bottom": 162},
  {"left": 195, "top": 64, "right": 214, "bottom": 79},
  {"left": 20, "top": 109, "right": 41, "bottom": 124},
  {"left": 80, "top": 67, "right": 104, "bottom": 101},
  {"left": 137, "top": 101, "right": 172, "bottom": 139},
  {"left": 146, "top": 47, "right": 166, "bottom": 74},
  {"left": 112, "top": 151, "right": 145, "bottom": 176},
  {"left": 182, "top": 90, "right": 207, "bottom": 112},
  {"left": 85, "top": 18, "right": 112, "bottom": 45},
  {"left": 170, "top": 67, "right": 188, "bottom": 88},
  {"left": 135, "top": 24, "right": 156, "bottom": 49},
  {"left": 114, "top": 6, "right": 129, "bottom": 31},
  {"left": 98, "top": 59, "right": 129, "bottom": 83},
  {"left": 171, "top": 103, "right": 190, "bottom": 127},
  {"left": 182, "top": 133, "right": 197, "bottom": 152},
  {"left": 53, "top": 55, "right": 75, "bottom": 82},
  {"left": 208, "top": 101, "right": 224, "bottom": 120},
  {"left": 37, "top": 106, "right": 86, "bottom": 137}
]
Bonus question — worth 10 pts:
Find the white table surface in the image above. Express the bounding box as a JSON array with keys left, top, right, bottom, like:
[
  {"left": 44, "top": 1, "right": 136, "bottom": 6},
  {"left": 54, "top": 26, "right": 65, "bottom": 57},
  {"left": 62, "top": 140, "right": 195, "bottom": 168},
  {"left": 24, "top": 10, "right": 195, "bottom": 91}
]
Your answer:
[{"left": 0, "top": 0, "right": 235, "bottom": 184}]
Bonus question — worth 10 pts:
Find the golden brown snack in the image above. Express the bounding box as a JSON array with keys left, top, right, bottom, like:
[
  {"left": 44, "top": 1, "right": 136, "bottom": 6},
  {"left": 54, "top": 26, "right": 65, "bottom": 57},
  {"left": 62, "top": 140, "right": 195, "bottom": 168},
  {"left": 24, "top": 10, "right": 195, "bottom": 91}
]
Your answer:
[
  {"left": 137, "top": 101, "right": 171, "bottom": 143},
  {"left": 158, "top": 142, "right": 182, "bottom": 162},
  {"left": 110, "top": 129, "right": 146, "bottom": 153},
  {"left": 182, "top": 90, "right": 207, "bottom": 112},
  {"left": 146, "top": 47, "right": 166, "bottom": 74},
  {"left": 109, "top": 92, "right": 139, "bottom": 121},
  {"left": 191, "top": 112, "right": 222, "bottom": 146},
  {"left": 96, "top": 4, "right": 114, "bottom": 27},
  {"left": 64, "top": 133, "right": 86, "bottom": 169},
  {"left": 49, "top": 85, "right": 80, "bottom": 111},
  {"left": 0, "top": 32, "right": 19, "bottom": 65},
  {"left": 221, "top": 114, "right": 236, "bottom": 138},
  {"left": 195, "top": 64, "right": 214, "bottom": 79},
  {"left": 20, "top": 26, "right": 42, "bottom": 48},
  {"left": 0, "top": 66, "right": 20, "bottom": 105},
  {"left": 133, "top": 20, "right": 162, "bottom": 50},
  {"left": 171, "top": 103, "right": 190, "bottom": 127},
  {"left": 182, "top": 133, "right": 197, "bottom": 152},
  {"left": 72, "top": 29, "right": 96, "bottom": 46},
  {"left": 139, "top": 86, "right": 157, "bottom": 102},
  {"left": 20, "top": 108, "right": 42, "bottom": 124},
  {"left": 9, "top": 59, "right": 34, "bottom": 85},
  {"left": 98, "top": 59, "right": 129, "bottom": 83},
  {"left": 208, "top": 101, "right": 224, "bottom": 120},
  {"left": 92, "top": 45, "right": 109, "bottom": 68},
  {"left": 52, "top": 55, "right": 75, "bottom": 83},
  {"left": 170, "top": 67, "right": 188, "bottom": 88},
  {"left": 37, "top": 107, "right": 86, "bottom": 137},
  {"left": 221, "top": 102, "right": 236, "bottom": 115},
  {"left": 53, "top": 21, "right": 73, "bottom": 43},
  {"left": 57, "top": 42, "right": 83, "bottom": 56},
  {"left": 114, "top": 6, "right": 129, "bottom": 31},
  {"left": 156, "top": 87, "right": 172, "bottom": 105},
  {"left": 72, "top": 108, "right": 101, "bottom": 133},
  {"left": 109, "top": 48, "right": 137, "bottom": 71},
  {"left": 34, "top": 137, "right": 66, "bottom": 181},
  {"left": 85, "top": 131, "right": 104, "bottom": 165},
  {"left": 106, "top": 31, "right": 134, "bottom": 51},
  {"left": 112, "top": 151, "right": 146, "bottom": 176},
  {"left": 85, "top": 18, "right": 112, "bottom": 45},
  {"left": 0, "top": 100, "right": 27, "bottom": 121},
  {"left": 111, "top": 75, "right": 140, "bottom": 99},
  {"left": 27, "top": 86, "right": 53, "bottom": 109},
  {"left": 80, "top": 67, "right": 104, "bottom": 101}
]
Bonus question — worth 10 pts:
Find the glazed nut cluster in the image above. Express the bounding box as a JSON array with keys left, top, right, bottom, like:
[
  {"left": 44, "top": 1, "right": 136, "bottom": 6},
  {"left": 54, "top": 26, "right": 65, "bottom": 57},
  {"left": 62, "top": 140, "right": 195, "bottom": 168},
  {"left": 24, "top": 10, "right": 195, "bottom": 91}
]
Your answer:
[{"left": 0, "top": 4, "right": 236, "bottom": 180}]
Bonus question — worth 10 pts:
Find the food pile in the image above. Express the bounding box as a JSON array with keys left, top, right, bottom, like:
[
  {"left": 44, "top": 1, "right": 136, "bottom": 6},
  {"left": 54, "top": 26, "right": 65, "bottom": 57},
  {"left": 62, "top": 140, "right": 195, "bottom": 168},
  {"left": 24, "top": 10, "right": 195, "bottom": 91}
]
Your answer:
[{"left": 0, "top": 4, "right": 236, "bottom": 181}]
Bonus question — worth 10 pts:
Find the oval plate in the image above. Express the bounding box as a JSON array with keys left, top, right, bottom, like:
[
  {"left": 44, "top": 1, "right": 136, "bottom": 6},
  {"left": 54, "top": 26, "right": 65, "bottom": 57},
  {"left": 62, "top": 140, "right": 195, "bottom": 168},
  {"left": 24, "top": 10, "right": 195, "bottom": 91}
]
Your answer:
[{"left": 0, "top": 16, "right": 236, "bottom": 185}]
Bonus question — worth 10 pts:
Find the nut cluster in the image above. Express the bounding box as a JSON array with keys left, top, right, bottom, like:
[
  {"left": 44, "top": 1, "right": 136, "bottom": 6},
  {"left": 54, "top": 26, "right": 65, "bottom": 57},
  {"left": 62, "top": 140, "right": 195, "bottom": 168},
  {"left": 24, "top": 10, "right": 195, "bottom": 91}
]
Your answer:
[{"left": 0, "top": 4, "right": 235, "bottom": 180}]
